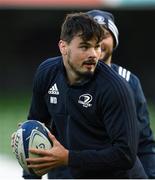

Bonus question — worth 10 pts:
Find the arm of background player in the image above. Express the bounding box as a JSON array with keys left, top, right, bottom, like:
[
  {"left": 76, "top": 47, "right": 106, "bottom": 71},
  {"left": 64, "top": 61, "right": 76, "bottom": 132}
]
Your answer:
[{"left": 133, "top": 76, "right": 155, "bottom": 178}]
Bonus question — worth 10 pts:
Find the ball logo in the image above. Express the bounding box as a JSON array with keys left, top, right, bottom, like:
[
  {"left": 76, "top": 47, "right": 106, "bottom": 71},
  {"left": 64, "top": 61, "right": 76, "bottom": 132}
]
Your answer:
[
  {"left": 36, "top": 143, "right": 46, "bottom": 149},
  {"left": 78, "top": 94, "right": 92, "bottom": 108},
  {"left": 29, "top": 129, "right": 52, "bottom": 151}
]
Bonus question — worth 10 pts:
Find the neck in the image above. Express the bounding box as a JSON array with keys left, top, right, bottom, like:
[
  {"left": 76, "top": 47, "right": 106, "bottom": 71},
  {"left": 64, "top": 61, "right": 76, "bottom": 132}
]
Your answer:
[
  {"left": 66, "top": 69, "right": 81, "bottom": 85},
  {"left": 67, "top": 71, "right": 90, "bottom": 85},
  {"left": 63, "top": 60, "right": 87, "bottom": 85}
]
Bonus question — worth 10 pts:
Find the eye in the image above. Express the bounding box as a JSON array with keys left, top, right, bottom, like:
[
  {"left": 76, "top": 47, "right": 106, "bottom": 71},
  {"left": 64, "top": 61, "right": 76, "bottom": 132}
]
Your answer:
[{"left": 80, "top": 45, "right": 89, "bottom": 50}]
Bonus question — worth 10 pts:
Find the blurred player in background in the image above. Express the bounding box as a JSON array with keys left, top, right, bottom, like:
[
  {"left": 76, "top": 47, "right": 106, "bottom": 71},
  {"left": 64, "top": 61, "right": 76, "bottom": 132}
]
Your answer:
[
  {"left": 86, "top": 9, "right": 155, "bottom": 178},
  {"left": 12, "top": 12, "right": 147, "bottom": 179}
]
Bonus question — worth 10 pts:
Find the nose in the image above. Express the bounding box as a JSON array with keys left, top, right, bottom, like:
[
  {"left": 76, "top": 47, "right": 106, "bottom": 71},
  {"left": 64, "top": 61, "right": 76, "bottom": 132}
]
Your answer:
[{"left": 88, "top": 48, "right": 99, "bottom": 59}]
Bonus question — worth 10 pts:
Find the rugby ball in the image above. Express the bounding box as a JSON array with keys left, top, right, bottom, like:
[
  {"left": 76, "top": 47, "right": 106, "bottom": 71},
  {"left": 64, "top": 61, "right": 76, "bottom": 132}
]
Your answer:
[{"left": 13, "top": 120, "right": 53, "bottom": 174}]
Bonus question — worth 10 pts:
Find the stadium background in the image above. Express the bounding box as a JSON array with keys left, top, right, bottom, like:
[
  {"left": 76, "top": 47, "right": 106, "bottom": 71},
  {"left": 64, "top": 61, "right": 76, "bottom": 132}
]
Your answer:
[{"left": 0, "top": 0, "right": 155, "bottom": 178}]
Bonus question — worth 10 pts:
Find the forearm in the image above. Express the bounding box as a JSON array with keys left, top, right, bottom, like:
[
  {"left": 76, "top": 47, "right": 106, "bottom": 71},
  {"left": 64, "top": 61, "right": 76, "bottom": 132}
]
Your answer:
[{"left": 68, "top": 145, "right": 136, "bottom": 171}]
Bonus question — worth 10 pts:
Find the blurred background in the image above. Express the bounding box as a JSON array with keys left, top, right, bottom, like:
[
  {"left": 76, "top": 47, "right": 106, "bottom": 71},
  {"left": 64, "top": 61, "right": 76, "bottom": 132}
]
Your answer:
[{"left": 0, "top": 0, "right": 155, "bottom": 178}]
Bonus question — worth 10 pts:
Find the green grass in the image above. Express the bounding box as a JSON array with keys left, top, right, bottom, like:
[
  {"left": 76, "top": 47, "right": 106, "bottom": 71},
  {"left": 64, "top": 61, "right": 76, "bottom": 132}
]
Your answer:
[
  {"left": 0, "top": 93, "right": 155, "bottom": 160},
  {"left": 148, "top": 102, "right": 155, "bottom": 132},
  {"left": 0, "top": 93, "right": 31, "bottom": 159}
]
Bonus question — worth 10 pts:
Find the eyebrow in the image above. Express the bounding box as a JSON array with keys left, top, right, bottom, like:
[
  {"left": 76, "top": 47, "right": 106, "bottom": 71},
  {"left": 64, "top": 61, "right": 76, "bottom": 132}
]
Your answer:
[
  {"left": 79, "top": 41, "right": 100, "bottom": 46},
  {"left": 79, "top": 42, "right": 90, "bottom": 45}
]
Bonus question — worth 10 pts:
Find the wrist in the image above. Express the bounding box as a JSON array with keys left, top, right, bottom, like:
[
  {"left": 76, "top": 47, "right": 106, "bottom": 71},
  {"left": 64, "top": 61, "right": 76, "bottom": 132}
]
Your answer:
[{"left": 63, "top": 149, "right": 69, "bottom": 165}]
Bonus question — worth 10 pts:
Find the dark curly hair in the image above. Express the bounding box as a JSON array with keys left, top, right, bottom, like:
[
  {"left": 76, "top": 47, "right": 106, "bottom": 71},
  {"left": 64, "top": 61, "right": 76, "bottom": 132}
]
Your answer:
[{"left": 60, "top": 12, "right": 105, "bottom": 44}]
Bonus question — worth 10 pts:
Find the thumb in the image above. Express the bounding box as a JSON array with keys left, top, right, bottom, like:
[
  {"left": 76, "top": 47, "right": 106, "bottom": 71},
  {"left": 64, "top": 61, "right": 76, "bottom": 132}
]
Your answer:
[{"left": 48, "top": 132, "right": 58, "bottom": 146}]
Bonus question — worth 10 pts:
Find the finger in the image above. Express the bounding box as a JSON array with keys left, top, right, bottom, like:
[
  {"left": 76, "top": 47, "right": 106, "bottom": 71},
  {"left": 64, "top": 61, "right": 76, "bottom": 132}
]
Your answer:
[
  {"left": 48, "top": 132, "right": 57, "bottom": 144},
  {"left": 33, "top": 168, "right": 46, "bottom": 177},
  {"left": 33, "top": 165, "right": 55, "bottom": 176},
  {"left": 28, "top": 161, "right": 56, "bottom": 169},
  {"left": 29, "top": 148, "right": 49, "bottom": 155},
  {"left": 26, "top": 156, "right": 47, "bottom": 164},
  {"left": 32, "top": 169, "right": 43, "bottom": 176},
  {"left": 28, "top": 161, "right": 58, "bottom": 176},
  {"left": 27, "top": 158, "right": 56, "bottom": 171}
]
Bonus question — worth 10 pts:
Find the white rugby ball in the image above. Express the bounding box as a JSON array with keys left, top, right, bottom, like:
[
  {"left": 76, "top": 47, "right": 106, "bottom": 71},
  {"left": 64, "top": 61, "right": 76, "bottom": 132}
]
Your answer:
[{"left": 13, "top": 120, "right": 53, "bottom": 174}]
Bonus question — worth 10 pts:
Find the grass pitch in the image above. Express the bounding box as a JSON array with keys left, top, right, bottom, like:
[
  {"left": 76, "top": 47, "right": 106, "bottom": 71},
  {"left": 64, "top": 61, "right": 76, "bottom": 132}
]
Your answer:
[{"left": 0, "top": 93, "right": 31, "bottom": 158}]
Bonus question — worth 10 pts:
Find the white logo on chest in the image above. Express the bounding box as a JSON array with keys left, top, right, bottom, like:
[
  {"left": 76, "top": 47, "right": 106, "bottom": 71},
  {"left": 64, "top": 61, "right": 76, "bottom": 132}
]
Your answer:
[
  {"left": 78, "top": 94, "right": 92, "bottom": 108},
  {"left": 50, "top": 97, "right": 57, "bottom": 104},
  {"left": 48, "top": 83, "right": 59, "bottom": 95}
]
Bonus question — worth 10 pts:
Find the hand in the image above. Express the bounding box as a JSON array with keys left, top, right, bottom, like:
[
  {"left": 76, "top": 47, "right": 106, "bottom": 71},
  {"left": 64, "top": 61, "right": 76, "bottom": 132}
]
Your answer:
[
  {"left": 26, "top": 132, "right": 69, "bottom": 176},
  {"left": 11, "top": 122, "right": 22, "bottom": 153}
]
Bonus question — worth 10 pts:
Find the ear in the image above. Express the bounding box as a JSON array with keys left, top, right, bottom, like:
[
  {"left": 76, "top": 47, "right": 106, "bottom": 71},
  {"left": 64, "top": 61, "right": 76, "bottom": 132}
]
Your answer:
[{"left": 58, "top": 40, "right": 67, "bottom": 55}]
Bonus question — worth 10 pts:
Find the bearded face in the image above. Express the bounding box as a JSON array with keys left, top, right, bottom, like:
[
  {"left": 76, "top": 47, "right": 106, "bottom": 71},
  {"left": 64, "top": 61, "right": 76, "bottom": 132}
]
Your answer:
[{"left": 59, "top": 35, "right": 102, "bottom": 84}]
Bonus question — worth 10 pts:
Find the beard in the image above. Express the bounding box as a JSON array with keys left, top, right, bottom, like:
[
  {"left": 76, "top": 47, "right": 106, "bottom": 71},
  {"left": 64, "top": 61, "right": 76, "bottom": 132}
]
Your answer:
[{"left": 67, "top": 50, "right": 95, "bottom": 80}]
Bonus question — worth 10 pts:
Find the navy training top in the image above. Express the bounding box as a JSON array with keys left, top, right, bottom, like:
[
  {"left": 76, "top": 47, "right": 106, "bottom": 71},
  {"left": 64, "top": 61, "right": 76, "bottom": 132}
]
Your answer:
[{"left": 27, "top": 56, "right": 138, "bottom": 178}]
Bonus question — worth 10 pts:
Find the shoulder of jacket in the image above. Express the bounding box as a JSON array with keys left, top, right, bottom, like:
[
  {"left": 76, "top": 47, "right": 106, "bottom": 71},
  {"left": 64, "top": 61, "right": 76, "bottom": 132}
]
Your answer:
[
  {"left": 39, "top": 56, "right": 61, "bottom": 70},
  {"left": 117, "top": 65, "right": 131, "bottom": 82},
  {"left": 112, "top": 64, "right": 141, "bottom": 86},
  {"left": 36, "top": 56, "right": 62, "bottom": 76},
  {"left": 97, "top": 62, "right": 129, "bottom": 90}
]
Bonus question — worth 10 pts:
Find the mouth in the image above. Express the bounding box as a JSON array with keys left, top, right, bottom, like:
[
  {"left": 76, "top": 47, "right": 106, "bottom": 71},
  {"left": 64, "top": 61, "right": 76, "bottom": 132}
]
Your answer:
[
  {"left": 83, "top": 61, "right": 96, "bottom": 69},
  {"left": 83, "top": 59, "right": 96, "bottom": 65}
]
